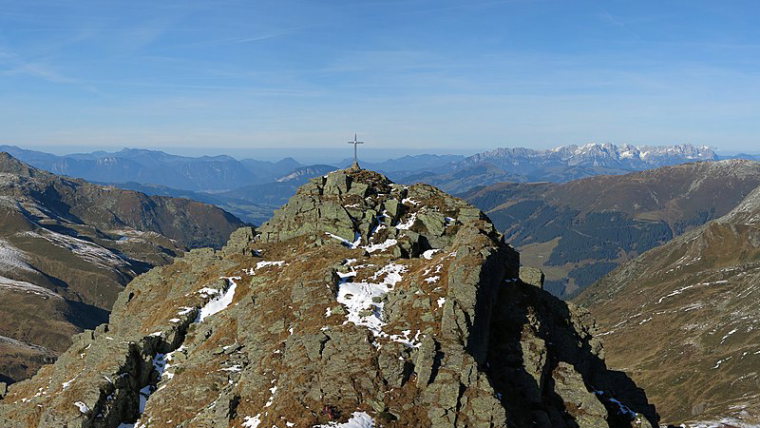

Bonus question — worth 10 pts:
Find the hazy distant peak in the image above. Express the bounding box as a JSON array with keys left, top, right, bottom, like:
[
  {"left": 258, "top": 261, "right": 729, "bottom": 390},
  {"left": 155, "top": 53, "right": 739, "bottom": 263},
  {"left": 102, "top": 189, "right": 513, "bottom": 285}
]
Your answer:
[{"left": 465, "top": 143, "right": 717, "bottom": 170}]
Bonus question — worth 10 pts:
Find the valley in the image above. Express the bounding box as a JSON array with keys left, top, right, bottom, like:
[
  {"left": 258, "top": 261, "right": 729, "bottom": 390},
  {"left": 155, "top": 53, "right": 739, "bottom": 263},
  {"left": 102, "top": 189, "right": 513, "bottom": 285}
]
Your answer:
[{"left": 0, "top": 153, "right": 244, "bottom": 383}]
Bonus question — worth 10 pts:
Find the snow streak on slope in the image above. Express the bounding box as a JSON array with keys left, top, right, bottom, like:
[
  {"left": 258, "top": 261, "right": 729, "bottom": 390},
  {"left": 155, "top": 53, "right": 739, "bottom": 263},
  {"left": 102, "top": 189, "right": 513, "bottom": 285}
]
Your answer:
[
  {"left": 196, "top": 277, "right": 239, "bottom": 322},
  {"left": 0, "top": 239, "right": 34, "bottom": 273}
]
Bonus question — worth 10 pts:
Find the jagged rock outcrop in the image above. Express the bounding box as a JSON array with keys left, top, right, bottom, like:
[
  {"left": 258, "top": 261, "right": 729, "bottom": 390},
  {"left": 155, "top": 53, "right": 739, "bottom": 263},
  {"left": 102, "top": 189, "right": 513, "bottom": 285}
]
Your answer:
[{"left": 0, "top": 169, "right": 657, "bottom": 428}]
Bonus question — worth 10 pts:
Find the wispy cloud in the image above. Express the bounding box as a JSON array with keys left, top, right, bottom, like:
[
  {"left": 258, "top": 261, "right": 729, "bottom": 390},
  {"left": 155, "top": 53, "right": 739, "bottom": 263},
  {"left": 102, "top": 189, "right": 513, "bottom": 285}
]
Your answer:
[
  {"left": 0, "top": 44, "right": 92, "bottom": 89},
  {"left": 598, "top": 11, "right": 642, "bottom": 40}
]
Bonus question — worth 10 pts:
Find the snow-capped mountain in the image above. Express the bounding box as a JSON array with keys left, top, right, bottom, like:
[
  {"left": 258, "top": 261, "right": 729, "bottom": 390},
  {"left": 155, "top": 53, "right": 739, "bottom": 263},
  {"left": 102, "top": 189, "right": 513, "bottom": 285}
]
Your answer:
[
  {"left": 420, "top": 143, "right": 719, "bottom": 193},
  {"left": 463, "top": 143, "right": 716, "bottom": 170}
]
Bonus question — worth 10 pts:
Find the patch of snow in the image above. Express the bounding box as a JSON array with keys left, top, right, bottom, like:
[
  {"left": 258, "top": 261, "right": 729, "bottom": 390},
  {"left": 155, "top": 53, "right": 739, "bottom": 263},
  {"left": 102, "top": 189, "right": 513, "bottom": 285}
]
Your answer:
[
  {"left": 19, "top": 230, "right": 129, "bottom": 270},
  {"left": 196, "top": 277, "right": 240, "bottom": 322},
  {"left": 424, "top": 276, "right": 439, "bottom": 284},
  {"left": 169, "top": 318, "right": 180, "bottom": 323},
  {"left": 337, "top": 271, "right": 357, "bottom": 280},
  {"left": 255, "top": 260, "right": 286, "bottom": 270},
  {"left": 721, "top": 328, "right": 739, "bottom": 344},
  {"left": 337, "top": 263, "right": 406, "bottom": 334},
  {"left": 422, "top": 249, "right": 441, "bottom": 260},
  {"left": 264, "top": 385, "right": 277, "bottom": 407},
  {"left": 177, "top": 306, "right": 194, "bottom": 315},
  {"left": 389, "top": 330, "right": 423, "bottom": 348},
  {"left": 0, "top": 239, "right": 34, "bottom": 273},
  {"left": 62, "top": 375, "right": 78, "bottom": 390},
  {"left": 395, "top": 213, "right": 417, "bottom": 230},
  {"left": 593, "top": 391, "right": 637, "bottom": 420},
  {"left": 196, "top": 287, "right": 220, "bottom": 296},
  {"left": 74, "top": 401, "right": 90, "bottom": 413},
  {"left": 402, "top": 198, "right": 419, "bottom": 206},
  {"left": 0, "top": 276, "right": 61, "bottom": 299},
  {"left": 118, "top": 349, "right": 179, "bottom": 427},
  {"left": 363, "top": 239, "right": 397, "bottom": 253},
  {"left": 713, "top": 357, "right": 731, "bottom": 369},
  {"left": 314, "top": 411, "right": 375, "bottom": 428},
  {"left": 152, "top": 353, "right": 171, "bottom": 379},
  {"left": 220, "top": 365, "right": 243, "bottom": 372},
  {"left": 326, "top": 232, "right": 362, "bottom": 249},
  {"left": 686, "top": 418, "right": 760, "bottom": 428},
  {"left": 336, "top": 262, "right": 422, "bottom": 347},
  {"left": 437, "top": 297, "right": 446, "bottom": 308},
  {"left": 243, "top": 415, "right": 262, "bottom": 428},
  {"left": 657, "top": 285, "right": 697, "bottom": 304}
]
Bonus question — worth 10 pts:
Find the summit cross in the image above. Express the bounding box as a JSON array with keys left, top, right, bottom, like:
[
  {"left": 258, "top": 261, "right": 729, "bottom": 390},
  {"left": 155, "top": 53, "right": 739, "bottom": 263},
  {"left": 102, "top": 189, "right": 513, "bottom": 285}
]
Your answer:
[{"left": 347, "top": 133, "right": 365, "bottom": 169}]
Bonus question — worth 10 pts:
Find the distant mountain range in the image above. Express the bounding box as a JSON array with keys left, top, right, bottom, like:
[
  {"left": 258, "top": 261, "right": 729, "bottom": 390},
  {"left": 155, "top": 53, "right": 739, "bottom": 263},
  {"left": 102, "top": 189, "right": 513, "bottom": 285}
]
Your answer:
[
  {"left": 2, "top": 143, "right": 757, "bottom": 225},
  {"left": 0, "top": 146, "right": 301, "bottom": 192},
  {"left": 417, "top": 143, "right": 720, "bottom": 193}
]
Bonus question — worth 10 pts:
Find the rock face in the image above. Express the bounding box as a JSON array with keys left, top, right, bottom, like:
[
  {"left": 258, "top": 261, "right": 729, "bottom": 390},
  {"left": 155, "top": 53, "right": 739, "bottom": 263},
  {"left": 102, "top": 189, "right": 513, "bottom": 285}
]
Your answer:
[
  {"left": 0, "top": 169, "right": 657, "bottom": 428},
  {"left": 577, "top": 183, "right": 760, "bottom": 426},
  {"left": 0, "top": 153, "right": 245, "bottom": 384}
]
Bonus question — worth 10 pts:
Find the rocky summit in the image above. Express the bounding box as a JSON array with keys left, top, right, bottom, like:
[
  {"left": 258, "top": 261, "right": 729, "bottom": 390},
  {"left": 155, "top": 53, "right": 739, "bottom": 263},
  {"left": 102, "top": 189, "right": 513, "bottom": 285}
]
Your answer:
[{"left": 0, "top": 168, "right": 658, "bottom": 428}]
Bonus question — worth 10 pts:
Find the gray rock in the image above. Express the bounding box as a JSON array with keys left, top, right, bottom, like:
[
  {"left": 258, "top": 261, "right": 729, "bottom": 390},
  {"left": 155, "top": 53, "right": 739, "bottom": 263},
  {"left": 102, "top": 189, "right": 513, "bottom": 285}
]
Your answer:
[
  {"left": 519, "top": 266, "right": 545, "bottom": 289},
  {"left": 222, "top": 226, "right": 257, "bottom": 255}
]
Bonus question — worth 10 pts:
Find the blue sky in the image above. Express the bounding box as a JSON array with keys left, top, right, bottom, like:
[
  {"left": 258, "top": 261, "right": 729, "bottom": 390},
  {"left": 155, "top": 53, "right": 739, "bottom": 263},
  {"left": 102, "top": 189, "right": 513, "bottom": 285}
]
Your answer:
[{"left": 1, "top": 0, "right": 759, "bottom": 158}]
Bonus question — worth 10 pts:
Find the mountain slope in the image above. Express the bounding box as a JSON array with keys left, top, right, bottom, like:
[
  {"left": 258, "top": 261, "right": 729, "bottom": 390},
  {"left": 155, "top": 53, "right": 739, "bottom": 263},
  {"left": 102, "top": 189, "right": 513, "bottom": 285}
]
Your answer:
[
  {"left": 0, "top": 153, "right": 245, "bottom": 383},
  {"left": 0, "top": 168, "right": 657, "bottom": 428},
  {"left": 576, "top": 184, "right": 760, "bottom": 425},
  {"left": 463, "top": 160, "right": 760, "bottom": 297}
]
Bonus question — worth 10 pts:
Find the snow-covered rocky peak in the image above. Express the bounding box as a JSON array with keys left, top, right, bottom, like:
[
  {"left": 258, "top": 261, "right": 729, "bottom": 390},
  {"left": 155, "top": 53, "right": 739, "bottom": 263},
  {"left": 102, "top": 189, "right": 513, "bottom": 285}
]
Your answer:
[{"left": 463, "top": 142, "right": 717, "bottom": 170}]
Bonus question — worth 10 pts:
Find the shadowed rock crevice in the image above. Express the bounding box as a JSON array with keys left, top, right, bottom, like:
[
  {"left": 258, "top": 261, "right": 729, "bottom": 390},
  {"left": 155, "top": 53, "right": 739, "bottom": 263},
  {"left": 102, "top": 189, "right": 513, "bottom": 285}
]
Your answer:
[{"left": 487, "top": 279, "right": 659, "bottom": 428}]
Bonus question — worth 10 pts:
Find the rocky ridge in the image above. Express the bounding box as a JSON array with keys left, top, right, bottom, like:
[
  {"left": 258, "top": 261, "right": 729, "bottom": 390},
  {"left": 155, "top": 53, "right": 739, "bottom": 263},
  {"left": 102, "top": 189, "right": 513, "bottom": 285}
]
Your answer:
[{"left": 0, "top": 168, "right": 657, "bottom": 427}]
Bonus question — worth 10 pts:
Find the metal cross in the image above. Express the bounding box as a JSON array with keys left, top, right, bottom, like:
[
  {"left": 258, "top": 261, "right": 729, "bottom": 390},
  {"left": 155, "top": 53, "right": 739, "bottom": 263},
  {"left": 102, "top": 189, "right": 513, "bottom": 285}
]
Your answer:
[{"left": 347, "top": 133, "right": 365, "bottom": 169}]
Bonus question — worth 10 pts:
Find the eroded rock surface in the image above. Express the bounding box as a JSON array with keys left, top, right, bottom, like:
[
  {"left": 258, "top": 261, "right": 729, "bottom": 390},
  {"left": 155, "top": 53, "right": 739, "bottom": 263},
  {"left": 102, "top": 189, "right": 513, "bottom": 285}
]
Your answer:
[{"left": 0, "top": 169, "right": 657, "bottom": 428}]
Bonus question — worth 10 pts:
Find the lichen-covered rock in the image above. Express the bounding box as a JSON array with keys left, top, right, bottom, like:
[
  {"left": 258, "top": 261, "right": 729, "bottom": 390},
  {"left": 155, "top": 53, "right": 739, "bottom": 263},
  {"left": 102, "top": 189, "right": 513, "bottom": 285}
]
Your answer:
[
  {"left": 519, "top": 266, "right": 545, "bottom": 288},
  {"left": 0, "top": 168, "right": 659, "bottom": 428},
  {"left": 222, "top": 226, "right": 257, "bottom": 256}
]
